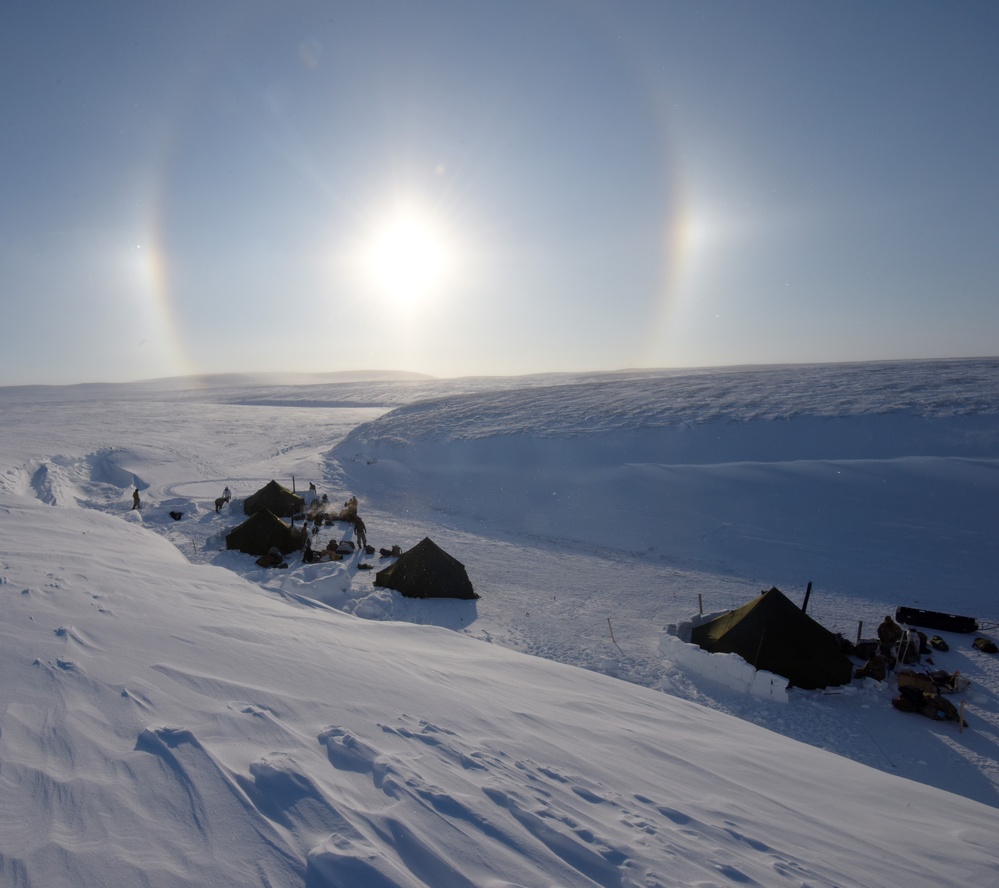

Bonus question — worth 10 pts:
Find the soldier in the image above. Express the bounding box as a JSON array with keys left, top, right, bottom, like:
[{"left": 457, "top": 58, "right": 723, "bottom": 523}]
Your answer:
[
  {"left": 877, "top": 615, "right": 903, "bottom": 649},
  {"left": 353, "top": 515, "right": 367, "bottom": 550}
]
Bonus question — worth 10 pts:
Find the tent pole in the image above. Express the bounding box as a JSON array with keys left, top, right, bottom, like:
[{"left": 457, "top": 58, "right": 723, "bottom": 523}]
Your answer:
[{"left": 752, "top": 627, "right": 766, "bottom": 671}]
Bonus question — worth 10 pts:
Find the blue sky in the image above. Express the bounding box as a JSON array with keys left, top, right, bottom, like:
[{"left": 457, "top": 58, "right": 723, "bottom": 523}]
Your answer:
[{"left": 2, "top": 1, "right": 997, "bottom": 384}]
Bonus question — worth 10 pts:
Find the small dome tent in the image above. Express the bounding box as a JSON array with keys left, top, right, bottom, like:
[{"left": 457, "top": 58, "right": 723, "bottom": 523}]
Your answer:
[
  {"left": 243, "top": 480, "right": 304, "bottom": 518},
  {"left": 226, "top": 509, "right": 305, "bottom": 557},
  {"left": 690, "top": 586, "right": 853, "bottom": 690},
  {"left": 374, "top": 537, "right": 478, "bottom": 600}
]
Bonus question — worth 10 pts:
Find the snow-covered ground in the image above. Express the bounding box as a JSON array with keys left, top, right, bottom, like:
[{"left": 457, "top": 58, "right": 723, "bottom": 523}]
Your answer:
[{"left": 2, "top": 358, "right": 998, "bottom": 886}]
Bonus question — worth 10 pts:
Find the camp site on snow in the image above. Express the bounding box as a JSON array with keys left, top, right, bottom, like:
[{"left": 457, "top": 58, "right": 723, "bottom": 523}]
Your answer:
[{"left": 216, "top": 480, "right": 993, "bottom": 730}]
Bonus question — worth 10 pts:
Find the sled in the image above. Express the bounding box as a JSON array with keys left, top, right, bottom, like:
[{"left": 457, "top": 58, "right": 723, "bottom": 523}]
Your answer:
[{"left": 894, "top": 606, "right": 978, "bottom": 634}]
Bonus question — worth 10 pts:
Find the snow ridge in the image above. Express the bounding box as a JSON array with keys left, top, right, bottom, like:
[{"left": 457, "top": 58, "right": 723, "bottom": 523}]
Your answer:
[{"left": 337, "top": 358, "right": 999, "bottom": 450}]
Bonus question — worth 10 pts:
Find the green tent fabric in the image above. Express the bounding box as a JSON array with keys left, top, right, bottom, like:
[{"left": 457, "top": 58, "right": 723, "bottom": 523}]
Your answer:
[
  {"left": 243, "top": 480, "right": 304, "bottom": 518},
  {"left": 374, "top": 537, "right": 478, "bottom": 600},
  {"left": 690, "top": 586, "right": 853, "bottom": 689},
  {"left": 226, "top": 509, "right": 305, "bottom": 557}
]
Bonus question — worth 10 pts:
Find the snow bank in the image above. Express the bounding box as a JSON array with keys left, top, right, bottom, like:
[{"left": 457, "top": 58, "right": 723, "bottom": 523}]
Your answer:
[
  {"left": 335, "top": 415, "right": 999, "bottom": 611},
  {"left": 2, "top": 491, "right": 999, "bottom": 887},
  {"left": 3, "top": 359, "right": 999, "bottom": 885}
]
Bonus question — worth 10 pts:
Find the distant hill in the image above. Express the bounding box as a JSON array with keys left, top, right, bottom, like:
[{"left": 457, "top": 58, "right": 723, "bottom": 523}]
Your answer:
[{"left": 134, "top": 369, "right": 435, "bottom": 388}]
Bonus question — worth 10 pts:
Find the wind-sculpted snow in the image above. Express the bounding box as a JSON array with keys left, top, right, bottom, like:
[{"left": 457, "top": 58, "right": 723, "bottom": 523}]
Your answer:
[
  {"left": 335, "top": 358, "right": 999, "bottom": 451},
  {"left": 2, "top": 494, "right": 998, "bottom": 886}
]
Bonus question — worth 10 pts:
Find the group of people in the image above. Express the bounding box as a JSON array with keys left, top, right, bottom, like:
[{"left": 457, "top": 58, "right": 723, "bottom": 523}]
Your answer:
[
  {"left": 861, "top": 615, "right": 968, "bottom": 727},
  {"left": 136, "top": 484, "right": 234, "bottom": 513},
  {"left": 300, "top": 488, "right": 370, "bottom": 562},
  {"left": 129, "top": 479, "right": 374, "bottom": 561},
  {"left": 855, "top": 614, "right": 932, "bottom": 682}
]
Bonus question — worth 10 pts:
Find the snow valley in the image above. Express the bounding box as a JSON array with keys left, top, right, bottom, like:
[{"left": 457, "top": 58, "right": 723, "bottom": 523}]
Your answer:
[{"left": 1, "top": 357, "right": 998, "bottom": 887}]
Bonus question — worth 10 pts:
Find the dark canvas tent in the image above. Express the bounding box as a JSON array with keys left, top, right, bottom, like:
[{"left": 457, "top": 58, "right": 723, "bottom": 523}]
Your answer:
[
  {"left": 690, "top": 586, "right": 853, "bottom": 689},
  {"left": 243, "top": 480, "right": 304, "bottom": 518},
  {"left": 374, "top": 537, "right": 478, "bottom": 600},
  {"left": 226, "top": 509, "right": 305, "bottom": 557}
]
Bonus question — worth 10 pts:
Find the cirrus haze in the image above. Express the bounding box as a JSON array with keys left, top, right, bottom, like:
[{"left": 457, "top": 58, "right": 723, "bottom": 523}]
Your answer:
[{"left": 2, "top": 1, "right": 998, "bottom": 385}]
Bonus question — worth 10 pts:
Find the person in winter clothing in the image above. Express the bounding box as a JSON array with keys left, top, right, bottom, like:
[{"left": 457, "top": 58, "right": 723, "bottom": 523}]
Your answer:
[{"left": 353, "top": 515, "right": 367, "bottom": 550}]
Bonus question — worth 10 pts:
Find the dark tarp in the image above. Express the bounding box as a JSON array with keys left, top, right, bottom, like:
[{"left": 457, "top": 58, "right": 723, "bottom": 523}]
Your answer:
[
  {"left": 374, "top": 537, "right": 478, "bottom": 600},
  {"left": 690, "top": 586, "right": 853, "bottom": 690},
  {"left": 895, "top": 606, "right": 978, "bottom": 634},
  {"left": 226, "top": 508, "right": 305, "bottom": 556},
  {"left": 243, "top": 480, "right": 305, "bottom": 518}
]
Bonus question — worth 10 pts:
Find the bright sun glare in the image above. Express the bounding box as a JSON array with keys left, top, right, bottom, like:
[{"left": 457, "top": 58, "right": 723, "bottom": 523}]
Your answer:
[{"left": 362, "top": 207, "right": 452, "bottom": 303}]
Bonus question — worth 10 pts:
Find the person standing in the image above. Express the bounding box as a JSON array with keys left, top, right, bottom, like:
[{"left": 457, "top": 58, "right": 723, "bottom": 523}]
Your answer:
[
  {"left": 131, "top": 488, "right": 141, "bottom": 510},
  {"left": 353, "top": 515, "right": 367, "bottom": 550}
]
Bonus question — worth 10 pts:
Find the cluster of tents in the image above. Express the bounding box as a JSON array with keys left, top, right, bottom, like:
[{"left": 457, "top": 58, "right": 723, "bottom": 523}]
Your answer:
[
  {"left": 225, "top": 486, "right": 993, "bottom": 709},
  {"left": 224, "top": 481, "right": 307, "bottom": 559},
  {"left": 226, "top": 488, "right": 988, "bottom": 687},
  {"left": 223, "top": 481, "right": 477, "bottom": 600}
]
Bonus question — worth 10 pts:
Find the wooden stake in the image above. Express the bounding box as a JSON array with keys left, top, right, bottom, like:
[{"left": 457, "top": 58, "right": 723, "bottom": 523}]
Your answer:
[
  {"left": 856, "top": 620, "right": 863, "bottom": 645},
  {"left": 698, "top": 593, "right": 703, "bottom": 615},
  {"left": 607, "top": 618, "right": 616, "bottom": 645}
]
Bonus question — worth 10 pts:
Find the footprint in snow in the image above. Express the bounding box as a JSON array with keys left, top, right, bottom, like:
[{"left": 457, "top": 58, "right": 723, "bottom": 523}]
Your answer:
[
  {"left": 379, "top": 716, "right": 488, "bottom": 771},
  {"left": 318, "top": 726, "right": 380, "bottom": 773}
]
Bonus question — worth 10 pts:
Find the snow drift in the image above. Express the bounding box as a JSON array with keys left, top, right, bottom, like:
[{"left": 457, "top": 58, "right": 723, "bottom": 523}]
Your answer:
[{"left": 2, "top": 358, "right": 999, "bottom": 886}]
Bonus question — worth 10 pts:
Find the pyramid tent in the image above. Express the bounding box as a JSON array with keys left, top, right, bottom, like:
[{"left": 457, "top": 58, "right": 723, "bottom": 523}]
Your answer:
[
  {"left": 226, "top": 509, "right": 305, "bottom": 557},
  {"left": 690, "top": 587, "right": 853, "bottom": 690},
  {"left": 374, "top": 537, "right": 478, "bottom": 600},
  {"left": 243, "top": 480, "right": 304, "bottom": 518}
]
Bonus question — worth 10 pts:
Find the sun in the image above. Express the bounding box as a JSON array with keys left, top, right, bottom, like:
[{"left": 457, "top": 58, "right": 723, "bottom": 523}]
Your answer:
[{"left": 362, "top": 206, "right": 453, "bottom": 303}]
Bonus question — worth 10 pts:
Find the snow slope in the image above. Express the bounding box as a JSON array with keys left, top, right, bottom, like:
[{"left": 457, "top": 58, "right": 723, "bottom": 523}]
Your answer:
[{"left": 2, "top": 358, "right": 999, "bottom": 886}]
